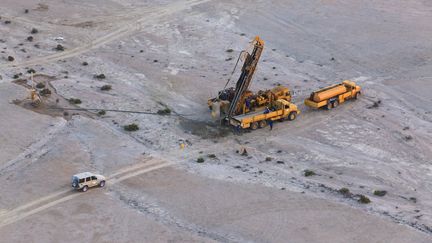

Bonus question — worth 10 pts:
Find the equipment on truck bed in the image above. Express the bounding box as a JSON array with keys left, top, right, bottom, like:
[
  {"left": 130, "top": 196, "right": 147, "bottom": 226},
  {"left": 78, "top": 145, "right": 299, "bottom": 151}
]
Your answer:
[
  {"left": 230, "top": 99, "right": 299, "bottom": 130},
  {"left": 304, "top": 80, "right": 361, "bottom": 109}
]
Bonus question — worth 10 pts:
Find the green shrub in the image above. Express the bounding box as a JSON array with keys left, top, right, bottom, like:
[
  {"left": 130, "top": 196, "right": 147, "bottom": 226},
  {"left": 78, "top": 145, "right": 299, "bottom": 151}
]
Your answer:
[
  {"left": 304, "top": 170, "right": 316, "bottom": 177},
  {"left": 265, "top": 157, "right": 272, "bottom": 161},
  {"left": 358, "top": 195, "right": 371, "bottom": 204},
  {"left": 35, "top": 82, "right": 45, "bottom": 89},
  {"left": 100, "top": 85, "right": 112, "bottom": 91},
  {"left": 373, "top": 190, "right": 387, "bottom": 197},
  {"left": 197, "top": 157, "right": 205, "bottom": 163},
  {"left": 94, "top": 74, "right": 106, "bottom": 79},
  {"left": 226, "top": 49, "right": 234, "bottom": 53},
  {"left": 55, "top": 44, "right": 64, "bottom": 51},
  {"left": 157, "top": 108, "right": 171, "bottom": 115},
  {"left": 339, "top": 187, "right": 350, "bottom": 196},
  {"left": 68, "top": 98, "right": 82, "bottom": 104},
  {"left": 98, "top": 110, "right": 106, "bottom": 116},
  {"left": 124, "top": 123, "right": 139, "bottom": 131},
  {"left": 207, "top": 154, "right": 216, "bottom": 159}
]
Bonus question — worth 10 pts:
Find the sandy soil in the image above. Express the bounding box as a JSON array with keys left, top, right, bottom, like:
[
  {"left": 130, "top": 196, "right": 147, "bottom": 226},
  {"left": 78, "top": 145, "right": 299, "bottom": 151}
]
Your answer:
[{"left": 1, "top": 0, "right": 431, "bottom": 242}]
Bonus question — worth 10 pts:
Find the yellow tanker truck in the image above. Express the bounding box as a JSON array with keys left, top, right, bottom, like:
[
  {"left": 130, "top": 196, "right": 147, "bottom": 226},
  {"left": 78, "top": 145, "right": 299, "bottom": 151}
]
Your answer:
[{"left": 304, "top": 80, "right": 361, "bottom": 109}]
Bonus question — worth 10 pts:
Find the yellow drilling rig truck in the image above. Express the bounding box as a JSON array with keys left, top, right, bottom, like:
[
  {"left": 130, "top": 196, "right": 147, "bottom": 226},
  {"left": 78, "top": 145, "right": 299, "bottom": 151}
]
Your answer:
[
  {"left": 208, "top": 36, "right": 300, "bottom": 130},
  {"left": 304, "top": 80, "right": 361, "bottom": 109}
]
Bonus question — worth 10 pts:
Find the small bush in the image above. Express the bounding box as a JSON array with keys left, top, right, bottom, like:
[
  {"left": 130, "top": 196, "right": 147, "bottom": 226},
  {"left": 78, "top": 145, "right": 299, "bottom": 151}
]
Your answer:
[
  {"left": 82, "top": 61, "right": 88, "bottom": 66},
  {"left": 339, "top": 187, "right": 351, "bottom": 196},
  {"left": 358, "top": 195, "right": 371, "bottom": 204},
  {"left": 13, "top": 74, "right": 19, "bottom": 79},
  {"left": 55, "top": 44, "right": 64, "bottom": 51},
  {"left": 100, "top": 85, "right": 112, "bottom": 91},
  {"left": 25, "top": 9, "right": 29, "bottom": 14},
  {"left": 124, "top": 123, "right": 139, "bottom": 131},
  {"left": 226, "top": 49, "right": 234, "bottom": 53},
  {"left": 157, "top": 108, "right": 171, "bottom": 115},
  {"left": 7, "top": 56, "right": 14, "bottom": 61},
  {"left": 68, "top": 98, "right": 82, "bottom": 104},
  {"left": 27, "top": 68, "right": 36, "bottom": 74},
  {"left": 276, "top": 161, "right": 285, "bottom": 164},
  {"left": 98, "top": 110, "right": 106, "bottom": 116},
  {"left": 27, "top": 36, "right": 33, "bottom": 42},
  {"left": 31, "top": 28, "right": 38, "bottom": 34},
  {"left": 4, "top": 20, "right": 11, "bottom": 24},
  {"left": 404, "top": 135, "right": 413, "bottom": 141},
  {"left": 304, "top": 170, "right": 316, "bottom": 177},
  {"left": 265, "top": 157, "right": 272, "bottom": 161},
  {"left": 196, "top": 157, "right": 205, "bottom": 163},
  {"left": 63, "top": 111, "right": 69, "bottom": 116},
  {"left": 373, "top": 190, "right": 387, "bottom": 197},
  {"left": 35, "top": 82, "right": 45, "bottom": 89},
  {"left": 40, "top": 88, "right": 51, "bottom": 96},
  {"left": 94, "top": 74, "right": 106, "bottom": 79},
  {"left": 207, "top": 154, "right": 216, "bottom": 159},
  {"left": 409, "top": 197, "right": 417, "bottom": 203}
]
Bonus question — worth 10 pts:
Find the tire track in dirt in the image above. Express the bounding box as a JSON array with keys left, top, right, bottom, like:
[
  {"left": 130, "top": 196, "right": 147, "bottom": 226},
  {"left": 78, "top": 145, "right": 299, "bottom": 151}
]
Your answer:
[
  {"left": 0, "top": 0, "right": 211, "bottom": 70},
  {"left": 0, "top": 158, "right": 172, "bottom": 228}
]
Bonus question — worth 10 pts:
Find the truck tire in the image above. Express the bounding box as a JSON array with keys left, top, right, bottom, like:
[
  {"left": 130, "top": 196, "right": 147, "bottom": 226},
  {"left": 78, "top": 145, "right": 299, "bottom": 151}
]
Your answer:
[
  {"left": 288, "top": 112, "right": 297, "bottom": 121},
  {"left": 354, "top": 92, "right": 359, "bottom": 99},
  {"left": 332, "top": 100, "right": 339, "bottom": 108},
  {"left": 251, "top": 122, "right": 259, "bottom": 130},
  {"left": 259, "top": 120, "right": 267, "bottom": 128},
  {"left": 326, "top": 102, "right": 332, "bottom": 110},
  {"left": 82, "top": 186, "right": 88, "bottom": 192}
]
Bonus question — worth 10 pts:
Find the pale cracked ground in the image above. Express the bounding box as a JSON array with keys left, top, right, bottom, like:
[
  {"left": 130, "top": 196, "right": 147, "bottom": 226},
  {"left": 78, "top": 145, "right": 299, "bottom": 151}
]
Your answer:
[{"left": 0, "top": 0, "right": 431, "bottom": 242}]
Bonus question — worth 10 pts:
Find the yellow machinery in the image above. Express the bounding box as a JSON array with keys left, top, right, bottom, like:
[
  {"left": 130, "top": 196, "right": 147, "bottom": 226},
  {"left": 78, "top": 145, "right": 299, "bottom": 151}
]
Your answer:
[
  {"left": 304, "top": 80, "right": 361, "bottom": 109},
  {"left": 230, "top": 99, "right": 300, "bottom": 130},
  {"left": 208, "top": 36, "right": 297, "bottom": 128},
  {"left": 27, "top": 73, "right": 42, "bottom": 107}
]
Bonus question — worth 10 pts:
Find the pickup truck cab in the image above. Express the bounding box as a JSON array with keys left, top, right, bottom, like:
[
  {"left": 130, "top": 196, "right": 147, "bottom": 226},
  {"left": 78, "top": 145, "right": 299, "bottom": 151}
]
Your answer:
[{"left": 71, "top": 172, "right": 106, "bottom": 192}]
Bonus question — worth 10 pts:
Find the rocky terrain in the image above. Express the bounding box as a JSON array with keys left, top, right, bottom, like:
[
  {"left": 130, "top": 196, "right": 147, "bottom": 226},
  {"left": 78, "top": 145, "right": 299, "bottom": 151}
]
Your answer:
[{"left": 0, "top": 0, "right": 431, "bottom": 242}]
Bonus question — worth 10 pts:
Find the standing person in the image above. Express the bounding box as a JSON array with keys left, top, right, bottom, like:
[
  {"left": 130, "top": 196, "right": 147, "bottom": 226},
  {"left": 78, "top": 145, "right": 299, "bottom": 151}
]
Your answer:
[{"left": 264, "top": 107, "right": 272, "bottom": 130}]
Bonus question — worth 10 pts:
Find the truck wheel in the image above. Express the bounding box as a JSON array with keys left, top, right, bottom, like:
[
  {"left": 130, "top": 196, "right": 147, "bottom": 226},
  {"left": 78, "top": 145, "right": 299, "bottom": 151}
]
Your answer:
[
  {"left": 259, "top": 120, "right": 267, "bottom": 128},
  {"left": 251, "top": 122, "right": 259, "bottom": 130},
  {"left": 100, "top": 181, "right": 105, "bottom": 187},
  {"left": 288, "top": 112, "right": 297, "bottom": 121},
  {"left": 326, "top": 102, "right": 332, "bottom": 110},
  {"left": 332, "top": 100, "right": 339, "bottom": 108},
  {"left": 354, "top": 93, "right": 359, "bottom": 99},
  {"left": 82, "top": 186, "right": 88, "bottom": 192}
]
